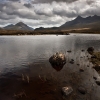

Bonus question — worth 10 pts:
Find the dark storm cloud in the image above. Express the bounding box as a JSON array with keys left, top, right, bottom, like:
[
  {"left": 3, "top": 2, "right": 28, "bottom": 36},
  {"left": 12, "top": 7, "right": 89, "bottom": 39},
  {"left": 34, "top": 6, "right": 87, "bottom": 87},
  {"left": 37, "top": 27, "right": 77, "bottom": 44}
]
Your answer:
[
  {"left": 0, "top": 2, "right": 39, "bottom": 20},
  {"left": 0, "top": 12, "right": 16, "bottom": 20},
  {"left": 86, "top": 0, "right": 95, "bottom": 5},
  {"left": 0, "top": 0, "right": 100, "bottom": 28},
  {"left": 24, "top": 3, "right": 32, "bottom": 8},
  {"left": 32, "top": 0, "right": 78, "bottom": 3},
  {"left": 8, "top": 0, "right": 20, "bottom": 2}
]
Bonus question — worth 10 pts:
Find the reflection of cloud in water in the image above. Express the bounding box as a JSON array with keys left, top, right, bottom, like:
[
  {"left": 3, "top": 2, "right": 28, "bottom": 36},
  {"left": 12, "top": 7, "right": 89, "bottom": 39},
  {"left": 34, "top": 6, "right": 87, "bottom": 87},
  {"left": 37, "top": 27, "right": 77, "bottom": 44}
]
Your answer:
[
  {"left": 0, "top": 35, "right": 100, "bottom": 73},
  {"left": 0, "top": 35, "right": 100, "bottom": 100}
]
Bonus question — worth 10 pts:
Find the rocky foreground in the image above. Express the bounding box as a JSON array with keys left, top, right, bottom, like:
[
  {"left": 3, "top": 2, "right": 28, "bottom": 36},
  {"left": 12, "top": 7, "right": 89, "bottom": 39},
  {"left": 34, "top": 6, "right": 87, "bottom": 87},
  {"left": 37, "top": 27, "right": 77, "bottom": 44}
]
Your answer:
[{"left": 0, "top": 48, "right": 100, "bottom": 100}]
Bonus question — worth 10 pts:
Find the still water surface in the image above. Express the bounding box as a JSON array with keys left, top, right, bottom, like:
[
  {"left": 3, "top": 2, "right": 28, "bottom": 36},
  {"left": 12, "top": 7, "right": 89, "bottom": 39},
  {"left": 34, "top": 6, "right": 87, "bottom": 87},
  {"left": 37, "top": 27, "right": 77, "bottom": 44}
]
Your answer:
[
  {"left": 0, "top": 34, "right": 100, "bottom": 100},
  {"left": 0, "top": 34, "right": 100, "bottom": 72}
]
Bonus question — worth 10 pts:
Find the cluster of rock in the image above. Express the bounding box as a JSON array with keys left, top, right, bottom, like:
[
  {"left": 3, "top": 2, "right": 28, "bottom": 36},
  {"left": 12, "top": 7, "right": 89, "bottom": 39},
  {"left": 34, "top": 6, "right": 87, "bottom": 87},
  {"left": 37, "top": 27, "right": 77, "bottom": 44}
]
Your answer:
[
  {"left": 87, "top": 47, "right": 100, "bottom": 73},
  {"left": 48, "top": 50, "right": 100, "bottom": 99}
]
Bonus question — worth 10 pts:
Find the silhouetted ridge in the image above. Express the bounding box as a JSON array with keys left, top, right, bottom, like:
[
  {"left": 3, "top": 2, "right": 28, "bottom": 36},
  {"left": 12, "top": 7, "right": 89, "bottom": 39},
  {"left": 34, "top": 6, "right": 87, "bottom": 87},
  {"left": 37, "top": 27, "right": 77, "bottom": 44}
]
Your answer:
[{"left": 4, "top": 22, "right": 34, "bottom": 31}]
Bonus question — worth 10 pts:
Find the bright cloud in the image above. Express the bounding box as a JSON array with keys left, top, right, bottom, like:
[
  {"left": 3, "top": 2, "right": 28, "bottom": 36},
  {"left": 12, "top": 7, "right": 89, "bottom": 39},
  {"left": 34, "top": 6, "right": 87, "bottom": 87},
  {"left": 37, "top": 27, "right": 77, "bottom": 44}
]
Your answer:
[{"left": 0, "top": 0, "right": 100, "bottom": 28}]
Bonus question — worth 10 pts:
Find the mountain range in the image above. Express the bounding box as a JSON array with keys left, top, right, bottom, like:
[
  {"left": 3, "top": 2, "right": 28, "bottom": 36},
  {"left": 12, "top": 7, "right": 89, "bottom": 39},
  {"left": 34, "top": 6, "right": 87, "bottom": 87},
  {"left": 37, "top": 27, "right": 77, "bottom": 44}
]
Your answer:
[
  {"left": 4, "top": 22, "right": 34, "bottom": 31},
  {"left": 35, "top": 15, "right": 100, "bottom": 31},
  {"left": 1, "top": 15, "right": 100, "bottom": 31},
  {"left": 60, "top": 15, "right": 100, "bottom": 30}
]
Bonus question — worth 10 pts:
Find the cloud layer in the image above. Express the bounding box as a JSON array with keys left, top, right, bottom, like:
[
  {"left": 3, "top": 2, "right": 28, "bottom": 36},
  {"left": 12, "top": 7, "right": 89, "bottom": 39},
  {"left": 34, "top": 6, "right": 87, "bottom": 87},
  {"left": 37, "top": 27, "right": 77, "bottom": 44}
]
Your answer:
[
  {"left": 32, "top": 0, "right": 78, "bottom": 3},
  {"left": 0, "top": 0, "right": 100, "bottom": 28}
]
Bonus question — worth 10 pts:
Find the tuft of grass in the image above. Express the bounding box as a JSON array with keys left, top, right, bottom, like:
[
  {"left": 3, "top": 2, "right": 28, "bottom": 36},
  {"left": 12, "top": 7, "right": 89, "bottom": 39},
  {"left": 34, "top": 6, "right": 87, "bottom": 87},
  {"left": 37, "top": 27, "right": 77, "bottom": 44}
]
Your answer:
[{"left": 22, "top": 74, "right": 30, "bottom": 83}]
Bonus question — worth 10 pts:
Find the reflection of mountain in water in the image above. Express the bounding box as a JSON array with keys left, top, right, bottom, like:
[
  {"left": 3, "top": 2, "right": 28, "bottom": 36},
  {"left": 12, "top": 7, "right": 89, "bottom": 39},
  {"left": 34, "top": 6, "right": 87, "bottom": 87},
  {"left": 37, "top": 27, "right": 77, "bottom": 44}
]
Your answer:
[{"left": 74, "top": 36, "right": 100, "bottom": 51}]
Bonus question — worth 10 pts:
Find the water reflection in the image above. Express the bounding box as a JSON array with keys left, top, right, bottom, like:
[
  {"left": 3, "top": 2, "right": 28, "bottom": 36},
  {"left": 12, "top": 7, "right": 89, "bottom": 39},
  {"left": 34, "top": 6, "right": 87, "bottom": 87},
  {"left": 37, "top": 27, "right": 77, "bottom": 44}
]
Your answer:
[
  {"left": 0, "top": 34, "right": 100, "bottom": 73},
  {"left": 0, "top": 34, "right": 100, "bottom": 100},
  {"left": 50, "top": 65, "right": 64, "bottom": 71}
]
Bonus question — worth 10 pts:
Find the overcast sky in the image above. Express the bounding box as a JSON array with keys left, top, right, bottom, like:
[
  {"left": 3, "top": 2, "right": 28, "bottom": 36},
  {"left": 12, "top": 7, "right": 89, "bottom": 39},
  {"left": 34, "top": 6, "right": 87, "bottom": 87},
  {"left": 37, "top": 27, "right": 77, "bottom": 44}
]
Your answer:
[{"left": 0, "top": 0, "right": 100, "bottom": 28}]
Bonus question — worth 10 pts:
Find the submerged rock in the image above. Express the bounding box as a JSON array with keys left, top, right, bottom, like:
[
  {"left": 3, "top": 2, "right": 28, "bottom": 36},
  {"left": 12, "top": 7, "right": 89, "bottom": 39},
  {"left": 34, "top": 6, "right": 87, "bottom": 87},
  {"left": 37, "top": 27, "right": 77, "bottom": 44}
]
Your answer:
[
  {"left": 77, "top": 64, "right": 80, "bottom": 66},
  {"left": 62, "top": 86, "right": 73, "bottom": 96},
  {"left": 69, "top": 59, "right": 74, "bottom": 64},
  {"left": 93, "top": 76, "right": 97, "bottom": 80},
  {"left": 78, "top": 87, "right": 87, "bottom": 94},
  {"left": 49, "top": 52, "right": 66, "bottom": 71},
  {"left": 93, "top": 64, "right": 100, "bottom": 72},
  {"left": 79, "top": 68, "right": 84, "bottom": 72},
  {"left": 90, "top": 52, "right": 100, "bottom": 73},
  {"left": 87, "top": 47, "right": 94, "bottom": 55},
  {"left": 81, "top": 49, "right": 85, "bottom": 52},
  {"left": 91, "top": 55, "right": 97, "bottom": 58},
  {"left": 67, "top": 50, "right": 71, "bottom": 53},
  {"left": 96, "top": 81, "right": 100, "bottom": 86}
]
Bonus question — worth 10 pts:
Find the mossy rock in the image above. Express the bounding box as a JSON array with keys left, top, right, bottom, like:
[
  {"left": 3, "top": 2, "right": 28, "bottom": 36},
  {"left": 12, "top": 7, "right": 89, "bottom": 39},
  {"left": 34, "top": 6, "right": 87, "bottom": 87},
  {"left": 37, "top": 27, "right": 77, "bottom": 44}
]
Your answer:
[{"left": 91, "top": 52, "right": 100, "bottom": 73}]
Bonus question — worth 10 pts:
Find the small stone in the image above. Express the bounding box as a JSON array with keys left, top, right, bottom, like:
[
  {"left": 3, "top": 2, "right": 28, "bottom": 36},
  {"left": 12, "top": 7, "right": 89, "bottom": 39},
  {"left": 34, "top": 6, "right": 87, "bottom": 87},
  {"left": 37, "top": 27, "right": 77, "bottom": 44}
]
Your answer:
[
  {"left": 69, "top": 59, "right": 74, "bottom": 64},
  {"left": 93, "top": 64, "right": 100, "bottom": 72},
  {"left": 81, "top": 50, "right": 85, "bottom": 52},
  {"left": 62, "top": 86, "right": 73, "bottom": 96},
  {"left": 93, "top": 76, "right": 97, "bottom": 80},
  {"left": 91, "top": 55, "right": 97, "bottom": 58},
  {"left": 71, "top": 59, "right": 74, "bottom": 61},
  {"left": 87, "top": 65, "right": 89, "bottom": 67},
  {"left": 79, "top": 68, "right": 84, "bottom": 72},
  {"left": 95, "top": 81, "right": 100, "bottom": 86},
  {"left": 69, "top": 61, "right": 74, "bottom": 64},
  {"left": 77, "top": 64, "right": 80, "bottom": 66},
  {"left": 67, "top": 50, "right": 71, "bottom": 53},
  {"left": 87, "top": 47, "right": 94, "bottom": 55},
  {"left": 78, "top": 87, "right": 87, "bottom": 94}
]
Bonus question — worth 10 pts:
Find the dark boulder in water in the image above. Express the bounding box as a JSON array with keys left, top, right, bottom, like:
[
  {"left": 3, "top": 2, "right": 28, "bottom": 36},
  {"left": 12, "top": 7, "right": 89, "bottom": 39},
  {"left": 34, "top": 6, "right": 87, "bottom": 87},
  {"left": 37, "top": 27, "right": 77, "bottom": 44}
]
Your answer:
[
  {"left": 49, "top": 52, "right": 66, "bottom": 71},
  {"left": 87, "top": 47, "right": 94, "bottom": 55}
]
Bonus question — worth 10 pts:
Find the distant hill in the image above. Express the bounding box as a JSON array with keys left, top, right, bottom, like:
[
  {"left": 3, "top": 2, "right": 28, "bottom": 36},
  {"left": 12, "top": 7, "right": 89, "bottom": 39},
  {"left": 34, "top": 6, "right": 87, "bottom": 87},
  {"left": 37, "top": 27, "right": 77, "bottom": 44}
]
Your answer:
[
  {"left": 35, "top": 15, "right": 100, "bottom": 31},
  {"left": 4, "top": 24, "right": 14, "bottom": 29},
  {"left": 4, "top": 22, "right": 34, "bottom": 31},
  {"left": 0, "top": 27, "right": 3, "bottom": 30},
  {"left": 0, "top": 27, "right": 2, "bottom": 30},
  {"left": 2, "top": 15, "right": 100, "bottom": 32},
  {"left": 60, "top": 15, "right": 100, "bottom": 30},
  {"left": 34, "top": 27, "right": 58, "bottom": 32}
]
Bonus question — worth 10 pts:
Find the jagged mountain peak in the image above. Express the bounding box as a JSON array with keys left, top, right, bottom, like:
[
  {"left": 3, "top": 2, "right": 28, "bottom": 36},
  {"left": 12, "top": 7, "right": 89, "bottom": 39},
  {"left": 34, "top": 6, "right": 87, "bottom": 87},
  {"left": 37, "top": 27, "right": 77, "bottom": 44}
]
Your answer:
[
  {"left": 93, "top": 15, "right": 98, "bottom": 17},
  {"left": 15, "top": 22, "right": 27, "bottom": 26},
  {"left": 76, "top": 15, "right": 83, "bottom": 19},
  {"left": 7, "top": 24, "right": 14, "bottom": 26},
  {"left": 60, "top": 15, "right": 100, "bottom": 30}
]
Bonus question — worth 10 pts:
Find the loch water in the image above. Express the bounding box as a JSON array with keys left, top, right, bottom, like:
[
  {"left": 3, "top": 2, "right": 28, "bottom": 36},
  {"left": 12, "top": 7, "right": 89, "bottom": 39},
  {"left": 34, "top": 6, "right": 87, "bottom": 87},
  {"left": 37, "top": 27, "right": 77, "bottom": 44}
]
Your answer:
[{"left": 0, "top": 34, "right": 100, "bottom": 100}]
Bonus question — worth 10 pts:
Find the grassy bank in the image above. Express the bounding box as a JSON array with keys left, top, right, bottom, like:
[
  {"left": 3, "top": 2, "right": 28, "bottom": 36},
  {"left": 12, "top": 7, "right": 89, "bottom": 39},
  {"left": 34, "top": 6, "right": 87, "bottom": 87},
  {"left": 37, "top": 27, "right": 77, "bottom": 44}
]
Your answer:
[
  {"left": 0, "top": 29, "right": 100, "bottom": 35},
  {"left": 90, "top": 52, "right": 100, "bottom": 73},
  {"left": 0, "top": 30, "right": 69, "bottom": 35}
]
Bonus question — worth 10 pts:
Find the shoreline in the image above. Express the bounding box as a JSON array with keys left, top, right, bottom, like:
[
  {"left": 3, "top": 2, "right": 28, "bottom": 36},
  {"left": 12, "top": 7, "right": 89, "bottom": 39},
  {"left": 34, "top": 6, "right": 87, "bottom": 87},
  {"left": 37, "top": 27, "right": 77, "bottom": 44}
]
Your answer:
[{"left": 0, "top": 30, "right": 100, "bottom": 35}]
